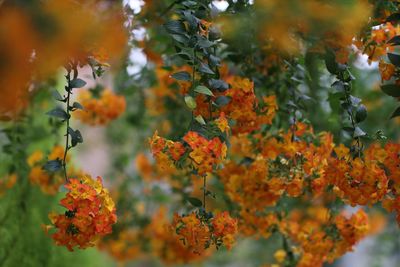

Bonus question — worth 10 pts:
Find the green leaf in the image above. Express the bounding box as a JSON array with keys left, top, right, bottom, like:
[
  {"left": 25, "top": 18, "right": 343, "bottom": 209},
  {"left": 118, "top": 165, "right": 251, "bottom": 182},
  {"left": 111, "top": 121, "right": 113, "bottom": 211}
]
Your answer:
[
  {"left": 43, "top": 159, "right": 63, "bottom": 172},
  {"left": 184, "top": 95, "right": 197, "bottom": 109},
  {"left": 388, "top": 53, "right": 400, "bottom": 67},
  {"left": 355, "top": 104, "right": 367, "bottom": 123},
  {"left": 388, "top": 35, "right": 400, "bottom": 46},
  {"left": 386, "top": 13, "right": 400, "bottom": 24},
  {"left": 195, "top": 115, "right": 206, "bottom": 125},
  {"left": 46, "top": 108, "right": 69, "bottom": 120},
  {"left": 164, "top": 20, "right": 186, "bottom": 35},
  {"left": 342, "top": 126, "right": 355, "bottom": 133},
  {"left": 195, "top": 85, "right": 214, "bottom": 96},
  {"left": 381, "top": 84, "right": 400, "bottom": 97},
  {"left": 197, "top": 37, "right": 214, "bottom": 48},
  {"left": 182, "top": 0, "right": 197, "bottom": 7},
  {"left": 70, "top": 78, "right": 87, "bottom": 88},
  {"left": 183, "top": 10, "right": 198, "bottom": 30},
  {"left": 171, "top": 34, "right": 189, "bottom": 44},
  {"left": 325, "top": 50, "right": 338, "bottom": 74},
  {"left": 187, "top": 197, "right": 202, "bottom": 207},
  {"left": 214, "top": 96, "right": 231, "bottom": 107},
  {"left": 390, "top": 106, "right": 400, "bottom": 119},
  {"left": 68, "top": 127, "right": 83, "bottom": 147},
  {"left": 349, "top": 95, "right": 361, "bottom": 107},
  {"left": 208, "top": 54, "right": 220, "bottom": 67},
  {"left": 353, "top": 127, "right": 366, "bottom": 138},
  {"left": 209, "top": 26, "right": 221, "bottom": 41},
  {"left": 171, "top": 71, "right": 191, "bottom": 81},
  {"left": 198, "top": 62, "right": 215, "bottom": 75},
  {"left": 174, "top": 52, "right": 192, "bottom": 61},
  {"left": 209, "top": 79, "right": 229, "bottom": 91},
  {"left": 53, "top": 90, "right": 65, "bottom": 102},
  {"left": 71, "top": 102, "right": 84, "bottom": 110},
  {"left": 332, "top": 81, "right": 345, "bottom": 92}
]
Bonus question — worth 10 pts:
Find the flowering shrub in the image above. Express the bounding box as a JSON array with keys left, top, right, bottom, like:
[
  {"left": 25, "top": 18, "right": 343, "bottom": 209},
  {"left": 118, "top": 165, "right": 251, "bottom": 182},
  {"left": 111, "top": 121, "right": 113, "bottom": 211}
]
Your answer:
[{"left": 4, "top": 1, "right": 400, "bottom": 267}]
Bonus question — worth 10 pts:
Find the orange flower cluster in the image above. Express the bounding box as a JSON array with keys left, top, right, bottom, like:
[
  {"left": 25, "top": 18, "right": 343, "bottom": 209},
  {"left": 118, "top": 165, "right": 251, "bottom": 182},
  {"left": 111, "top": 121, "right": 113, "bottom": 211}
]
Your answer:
[
  {"left": 282, "top": 207, "right": 370, "bottom": 267},
  {"left": 75, "top": 88, "right": 126, "bottom": 125},
  {"left": 195, "top": 76, "right": 277, "bottom": 134},
  {"left": 379, "top": 60, "right": 396, "bottom": 81},
  {"left": 27, "top": 146, "right": 66, "bottom": 194},
  {"left": 171, "top": 211, "right": 237, "bottom": 254},
  {"left": 326, "top": 144, "right": 389, "bottom": 206},
  {"left": 183, "top": 131, "right": 227, "bottom": 175},
  {"left": 230, "top": 0, "right": 371, "bottom": 58},
  {"left": 362, "top": 22, "right": 399, "bottom": 61},
  {"left": 219, "top": 125, "right": 335, "bottom": 237},
  {"left": 222, "top": 77, "right": 277, "bottom": 133},
  {"left": 149, "top": 207, "right": 211, "bottom": 265},
  {"left": 355, "top": 21, "right": 400, "bottom": 80},
  {"left": 149, "top": 130, "right": 227, "bottom": 176},
  {"left": 98, "top": 229, "right": 144, "bottom": 262},
  {"left": 148, "top": 131, "right": 183, "bottom": 176},
  {"left": 47, "top": 175, "right": 117, "bottom": 251}
]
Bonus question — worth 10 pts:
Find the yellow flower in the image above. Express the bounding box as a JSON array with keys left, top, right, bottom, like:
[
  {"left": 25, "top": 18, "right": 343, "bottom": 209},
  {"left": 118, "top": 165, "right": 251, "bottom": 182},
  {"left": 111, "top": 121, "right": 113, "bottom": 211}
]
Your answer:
[{"left": 274, "top": 249, "right": 287, "bottom": 263}]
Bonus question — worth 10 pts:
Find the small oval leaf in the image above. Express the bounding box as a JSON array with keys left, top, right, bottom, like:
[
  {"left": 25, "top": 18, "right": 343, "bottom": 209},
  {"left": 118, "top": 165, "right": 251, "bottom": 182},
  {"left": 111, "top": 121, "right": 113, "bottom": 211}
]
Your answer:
[
  {"left": 194, "top": 85, "right": 214, "bottom": 96},
  {"left": 355, "top": 104, "right": 367, "bottom": 123},
  {"left": 184, "top": 95, "right": 197, "bottom": 109},
  {"left": 390, "top": 106, "right": 400, "bottom": 119},
  {"left": 381, "top": 84, "right": 400, "bottom": 97},
  {"left": 171, "top": 71, "right": 191, "bottom": 81},
  {"left": 187, "top": 197, "right": 202, "bottom": 207},
  {"left": 70, "top": 78, "right": 87, "bottom": 88}
]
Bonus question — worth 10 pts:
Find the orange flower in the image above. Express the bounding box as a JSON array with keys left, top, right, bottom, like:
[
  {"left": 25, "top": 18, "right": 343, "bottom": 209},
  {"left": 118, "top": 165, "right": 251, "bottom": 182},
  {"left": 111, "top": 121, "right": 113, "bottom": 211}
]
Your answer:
[{"left": 379, "top": 60, "right": 395, "bottom": 81}]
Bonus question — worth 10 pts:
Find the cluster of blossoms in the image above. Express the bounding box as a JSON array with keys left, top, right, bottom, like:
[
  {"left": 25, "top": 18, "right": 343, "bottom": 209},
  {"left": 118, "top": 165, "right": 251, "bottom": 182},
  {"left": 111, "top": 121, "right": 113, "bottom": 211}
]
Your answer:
[
  {"left": 194, "top": 75, "right": 277, "bottom": 134},
  {"left": 46, "top": 175, "right": 117, "bottom": 251},
  {"left": 221, "top": 77, "right": 277, "bottom": 134},
  {"left": 98, "top": 229, "right": 144, "bottom": 262},
  {"left": 326, "top": 144, "right": 389, "bottom": 206},
  {"left": 219, "top": 124, "right": 334, "bottom": 235},
  {"left": 27, "top": 146, "right": 66, "bottom": 194},
  {"left": 149, "top": 207, "right": 212, "bottom": 264},
  {"left": 360, "top": 22, "right": 399, "bottom": 61},
  {"left": 183, "top": 131, "right": 227, "bottom": 175},
  {"left": 148, "top": 131, "right": 186, "bottom": 176},
  {"left": 171, "top": 210, "right": 238, "bottom": 254},
  {"left": 245, "top": 0, "right": 371, "bottom": 62},
  {"left": 149, "top": 129, "right": 227, "bottom": 176},
  {"left": 282, "top": 207, "right": 370, "bottom": 267},
  {"left": 75, "top": 88, "right": 126, "bottom": 125},
  {"left": 355, "top": 21, "right": 400, "bottom": 81}
]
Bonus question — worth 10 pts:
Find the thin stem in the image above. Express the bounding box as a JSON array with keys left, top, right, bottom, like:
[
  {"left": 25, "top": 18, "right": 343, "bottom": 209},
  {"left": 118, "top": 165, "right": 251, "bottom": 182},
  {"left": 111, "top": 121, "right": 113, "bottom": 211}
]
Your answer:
[
  {"left": 62, "top": 62, "right": 78, "bottom": 182},
  {"left": 282, "top": 234, "right": 295, "bottom": 267},
  {"left": 189, "top": 49, "right": 196, "bottom": 130},
  {"left": 203, "top": 175, "right": 207, "bottom": 209},
  {"left": 63, "top": 68, "right": 71, "bottom": 182},
  {"left": 342, "top": 76, "right": 362, "bottom": 158}
]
